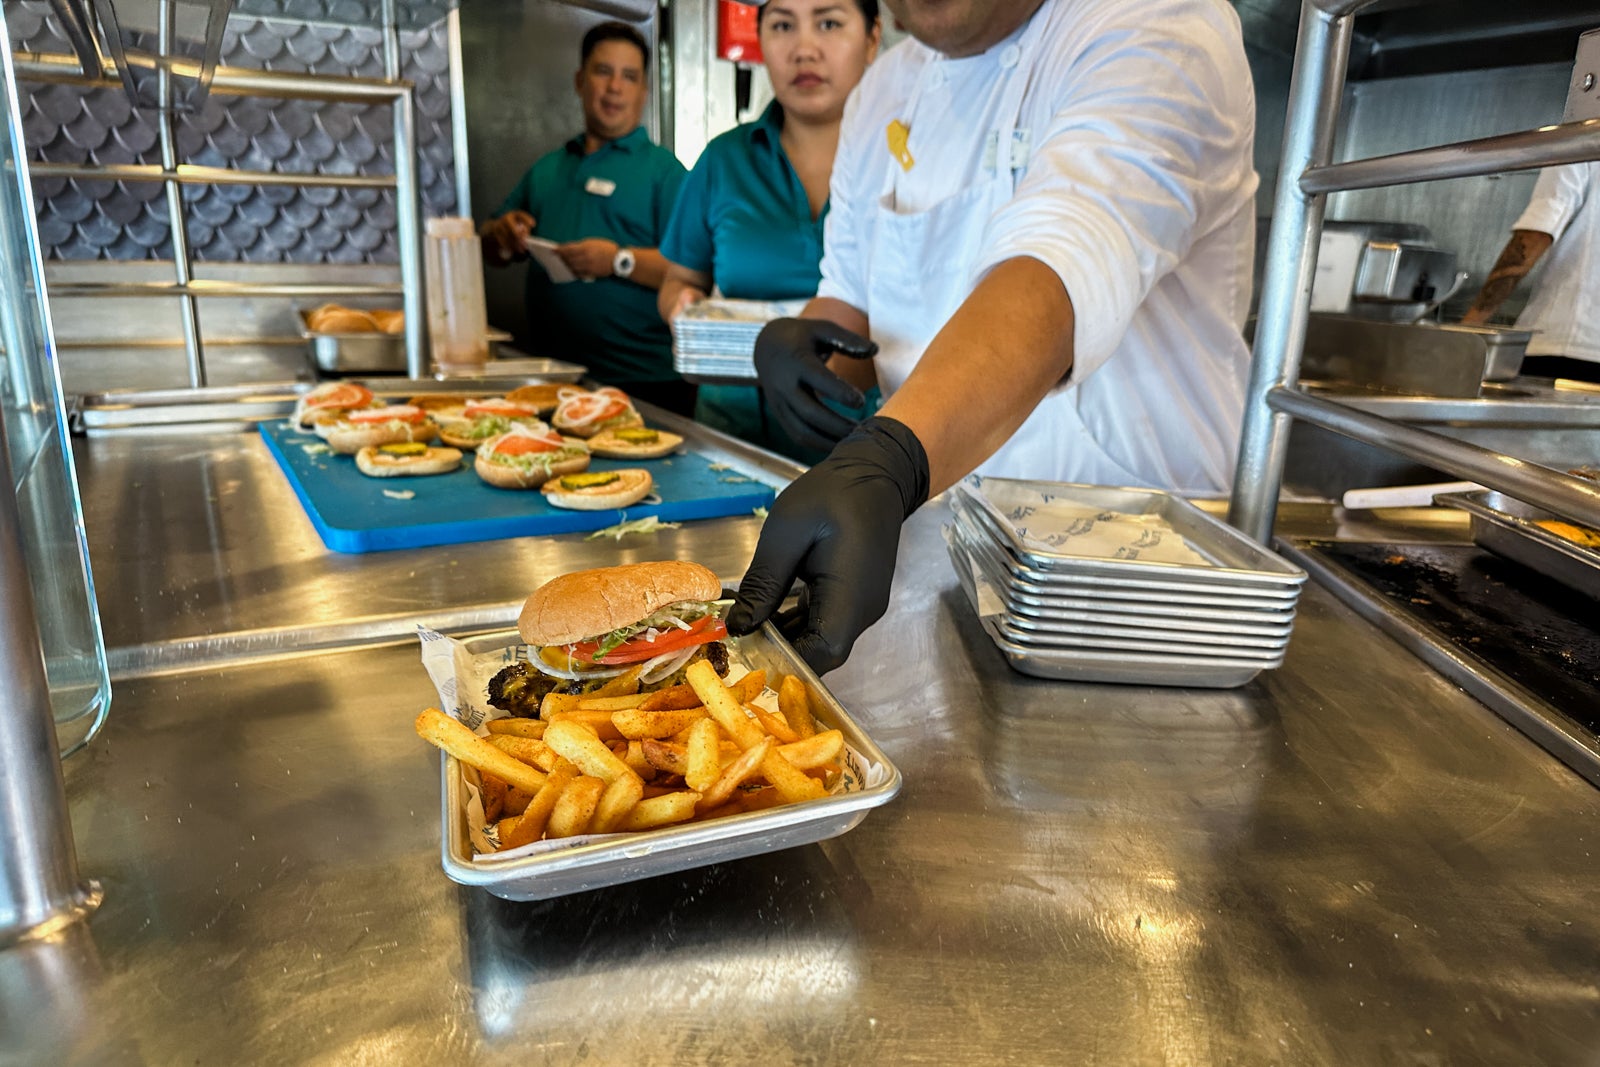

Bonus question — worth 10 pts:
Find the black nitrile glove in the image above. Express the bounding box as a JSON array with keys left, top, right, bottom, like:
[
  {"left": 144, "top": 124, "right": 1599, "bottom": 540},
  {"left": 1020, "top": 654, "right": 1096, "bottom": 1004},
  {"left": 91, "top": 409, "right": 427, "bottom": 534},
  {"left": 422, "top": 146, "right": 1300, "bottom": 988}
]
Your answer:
[
  {"left": 728, "top": 416, "right": 930, "bottom": 674},
  {"left": 752, "top": 317, "right": 878, "bottom": 452}
]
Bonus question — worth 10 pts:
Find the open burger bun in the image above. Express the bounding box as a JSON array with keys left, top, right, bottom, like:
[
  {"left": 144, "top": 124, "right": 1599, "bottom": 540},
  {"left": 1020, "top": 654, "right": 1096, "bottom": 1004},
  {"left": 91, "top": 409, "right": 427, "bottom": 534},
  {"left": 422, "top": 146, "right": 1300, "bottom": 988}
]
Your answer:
[
  {"left": 505, "top": 383, "right": 565, "bottom": 414},
  {"left": 323, "top": 417, "right": 439, "bottom": 455},
  {"left": 519, "top": 560, "right": 722, "bottom": 647},
  {"left": 586, "top": 426, "right": 683, "bottom": 460},
  {"left": 355, "top": 443, "right": 462, "bottom": 477},
  {"left": 474, "top": 449, "right": 588, "bottom": 489},
  {"left": 541, "top": 468, "right": 652, "bottom": 510}
]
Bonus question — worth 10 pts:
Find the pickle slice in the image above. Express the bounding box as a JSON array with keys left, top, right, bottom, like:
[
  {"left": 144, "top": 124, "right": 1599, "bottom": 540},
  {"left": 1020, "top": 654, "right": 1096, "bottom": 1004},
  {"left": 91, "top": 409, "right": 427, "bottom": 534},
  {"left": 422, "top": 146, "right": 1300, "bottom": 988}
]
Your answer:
[
  {"left": 558, "top": 471, "right": 620, "bottom": 491},
  {"left": 379, "top": 442, "right": 428, "bottom": 456},
  {"left": 614, "top": 427, "right": 660, "bottom": 445}
]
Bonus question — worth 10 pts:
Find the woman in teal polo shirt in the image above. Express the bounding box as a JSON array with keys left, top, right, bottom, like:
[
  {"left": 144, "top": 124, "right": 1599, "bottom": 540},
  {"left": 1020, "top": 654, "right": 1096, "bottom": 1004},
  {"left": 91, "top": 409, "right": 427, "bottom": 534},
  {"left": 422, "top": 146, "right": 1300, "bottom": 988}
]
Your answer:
[{"left": 658, "top": 0, "right": 880, "bottom": 461}]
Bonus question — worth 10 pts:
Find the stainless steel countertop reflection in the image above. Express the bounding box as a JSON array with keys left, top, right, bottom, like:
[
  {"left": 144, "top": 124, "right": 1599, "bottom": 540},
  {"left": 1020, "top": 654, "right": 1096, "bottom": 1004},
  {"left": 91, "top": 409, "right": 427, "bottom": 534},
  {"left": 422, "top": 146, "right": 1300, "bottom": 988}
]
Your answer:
[{"left": 11, "top": 492, "right": 1600, "bottom": 1064}]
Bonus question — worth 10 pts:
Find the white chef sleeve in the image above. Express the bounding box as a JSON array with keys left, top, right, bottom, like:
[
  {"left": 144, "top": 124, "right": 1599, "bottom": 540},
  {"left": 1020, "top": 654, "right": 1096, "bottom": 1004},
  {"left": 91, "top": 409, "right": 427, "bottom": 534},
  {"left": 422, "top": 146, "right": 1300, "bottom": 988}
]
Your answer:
[
  {"left": 1511, "top": 165, "right": 1589, "bottom": 240},
  {"left": 974, "top": 18, "right": 1253, "bottom": 384},
  {"left": 816, "top": 90, "right": 871, "bottom": 315}
]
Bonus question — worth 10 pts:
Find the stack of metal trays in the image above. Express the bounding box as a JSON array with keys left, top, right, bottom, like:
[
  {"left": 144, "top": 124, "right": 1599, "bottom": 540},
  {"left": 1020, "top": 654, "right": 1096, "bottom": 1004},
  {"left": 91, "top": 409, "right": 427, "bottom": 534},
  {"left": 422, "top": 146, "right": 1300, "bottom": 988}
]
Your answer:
[
  {"left": 672, "top": 298, "right": 805, "bottom": 382},
  {"left": 945, "top": 476, "right": 1307, "bottom": 688}
]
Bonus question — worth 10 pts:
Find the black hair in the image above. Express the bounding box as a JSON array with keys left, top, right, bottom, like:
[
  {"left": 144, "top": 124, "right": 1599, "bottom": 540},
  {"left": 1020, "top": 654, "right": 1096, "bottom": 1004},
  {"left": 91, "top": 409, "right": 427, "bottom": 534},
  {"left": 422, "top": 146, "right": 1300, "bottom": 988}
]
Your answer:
[
  {"left": 759, "top": 0, "right": 880, "bottom": 30},
  {"left": 580, "top": 21, "right": 650, "bottom": 73}
]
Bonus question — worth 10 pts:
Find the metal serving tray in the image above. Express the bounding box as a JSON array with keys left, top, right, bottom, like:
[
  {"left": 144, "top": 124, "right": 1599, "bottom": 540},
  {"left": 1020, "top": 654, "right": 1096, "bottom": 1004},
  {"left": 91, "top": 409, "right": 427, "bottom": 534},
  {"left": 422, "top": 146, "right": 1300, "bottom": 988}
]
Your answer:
[
  {"left": 1437, "top": 490, "right": 1600, "bottom": 601},
  {"left": 298, "top": 309, "right": 516, "bottom": 374},
  {"left": 951, "top": 512, "right": 1303, "bottom": 610},
  {"left": 992, "top": 617, "right": 1287, "bottom": 658},
  {"left": 999, "top": 612, "right": 1291, "bottom": 649},
  {"left": 978, "top": 618, "right": 1273, "bottom": 688},
  {"left": 954, "top": 477, "right": 1307, "bottom": 590},
  {"left": 438, "top": 623, "right": 902, "bottom": 902}
]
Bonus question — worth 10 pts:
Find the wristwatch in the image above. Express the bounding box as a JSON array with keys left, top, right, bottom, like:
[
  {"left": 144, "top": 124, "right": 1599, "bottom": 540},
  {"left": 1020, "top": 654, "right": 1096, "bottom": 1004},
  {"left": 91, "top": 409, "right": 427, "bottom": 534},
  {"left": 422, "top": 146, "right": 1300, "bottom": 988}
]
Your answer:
[{"left": 612, "top": 247, "right": 636, "bottom": 279}]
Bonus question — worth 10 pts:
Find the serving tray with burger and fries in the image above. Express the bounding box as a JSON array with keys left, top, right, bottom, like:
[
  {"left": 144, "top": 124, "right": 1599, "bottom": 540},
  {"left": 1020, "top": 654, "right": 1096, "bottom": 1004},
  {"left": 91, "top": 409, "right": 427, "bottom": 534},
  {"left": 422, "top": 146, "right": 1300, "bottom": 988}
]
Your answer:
[
  {"left": 414, "top": 562, "right": 901, "bottom": 901},
  {"left": 260, "top": 382, "right": 777, "bottom": 552}
]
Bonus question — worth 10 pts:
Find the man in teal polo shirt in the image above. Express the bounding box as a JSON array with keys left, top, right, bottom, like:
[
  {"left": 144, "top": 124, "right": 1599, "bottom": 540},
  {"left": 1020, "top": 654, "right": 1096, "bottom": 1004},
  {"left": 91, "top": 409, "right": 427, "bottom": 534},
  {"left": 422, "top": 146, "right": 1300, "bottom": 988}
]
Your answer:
[{"left": 481, "top": 22, "right": 692, "bottom": 415}]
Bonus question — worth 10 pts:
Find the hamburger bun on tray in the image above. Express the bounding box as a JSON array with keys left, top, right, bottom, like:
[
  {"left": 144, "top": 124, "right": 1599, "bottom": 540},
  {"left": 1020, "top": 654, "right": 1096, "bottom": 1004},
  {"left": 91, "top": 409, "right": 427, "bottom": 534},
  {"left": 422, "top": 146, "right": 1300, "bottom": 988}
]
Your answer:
[
  {"left": 369, "top": 308, "right": 405, "bottom": 334},
  {"left": 586, "top": 425, "right": 683, "bottom": 460},
  {"left": 473, "top": 424, "right": 590, "bottom": 489},
  {"left": 551, "top": 386, "right": 645, "bottom": 438},
  {"left": 306, "top": 304, "right": 379, "bottom": 333},
  {"left": 519, "top": 560, "right": 723, "bottom": 647},
  {"left": 319, "top": 404, "right": 440, "bottom": 454},
  {"left": 354, "top": 442, "right": 463, "bottom": 477},
  {"left": 504, "top": 382, "right": 565, "bottom": 415},
  {"left": 292, "top": 381, "right": 378, "bottom": 430},
  {"left": 540, "top": 468, "right": 652, "bottom": 510}
]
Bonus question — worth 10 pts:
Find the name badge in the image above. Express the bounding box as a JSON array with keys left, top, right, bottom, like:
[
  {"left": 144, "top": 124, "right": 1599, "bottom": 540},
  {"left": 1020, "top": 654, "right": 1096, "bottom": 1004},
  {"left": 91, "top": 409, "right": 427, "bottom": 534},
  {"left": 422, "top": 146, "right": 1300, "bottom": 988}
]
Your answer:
[{"left": 585, "top": 177, "right": 616, "bottom": 197}]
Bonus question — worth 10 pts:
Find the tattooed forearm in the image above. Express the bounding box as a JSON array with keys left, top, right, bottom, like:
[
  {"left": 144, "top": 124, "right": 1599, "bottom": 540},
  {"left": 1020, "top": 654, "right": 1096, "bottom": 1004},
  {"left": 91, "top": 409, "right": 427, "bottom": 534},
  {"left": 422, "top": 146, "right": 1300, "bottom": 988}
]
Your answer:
[{"left": 1462, "top": 229, "right": 1554, "bottom": 324}]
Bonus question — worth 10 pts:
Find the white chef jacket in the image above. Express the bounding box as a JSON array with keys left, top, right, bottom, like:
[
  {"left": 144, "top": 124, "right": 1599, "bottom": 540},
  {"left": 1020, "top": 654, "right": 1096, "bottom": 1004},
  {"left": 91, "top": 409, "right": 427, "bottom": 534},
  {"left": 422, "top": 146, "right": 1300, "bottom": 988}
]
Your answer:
[
  {"left": 817, "top": 0, "right": 1258, "bottom": 494},
  {"left": 1511, "top": 163, "right": 1600, "bottom": 363}
]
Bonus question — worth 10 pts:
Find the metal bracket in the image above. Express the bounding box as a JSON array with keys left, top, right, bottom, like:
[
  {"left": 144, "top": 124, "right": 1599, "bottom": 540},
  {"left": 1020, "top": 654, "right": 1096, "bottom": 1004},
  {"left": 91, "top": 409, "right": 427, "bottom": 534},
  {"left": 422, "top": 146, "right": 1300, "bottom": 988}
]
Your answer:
[
  {"left": 88, "top": 0, "right": 233, "bottom": 112},
  {"left": 1564, "top": 26, "right": 1600, "bottom": 123}
]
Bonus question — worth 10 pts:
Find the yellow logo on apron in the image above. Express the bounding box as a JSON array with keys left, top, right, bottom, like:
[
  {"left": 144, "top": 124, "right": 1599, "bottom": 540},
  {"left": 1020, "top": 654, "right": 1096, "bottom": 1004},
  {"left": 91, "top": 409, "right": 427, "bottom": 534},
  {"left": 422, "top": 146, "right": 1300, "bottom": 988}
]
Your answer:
[{"left": 886, "top": 119, "right": 914, "bottom": 172}]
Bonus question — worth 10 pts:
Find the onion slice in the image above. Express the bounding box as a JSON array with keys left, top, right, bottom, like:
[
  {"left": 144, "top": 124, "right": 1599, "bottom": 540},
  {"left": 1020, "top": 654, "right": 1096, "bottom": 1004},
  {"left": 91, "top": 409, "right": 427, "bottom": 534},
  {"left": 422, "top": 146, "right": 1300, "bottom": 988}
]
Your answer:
[
  {"left": 524, "top": 652, "right": 630, "bottom": 682},
  {"left": 638, "top": 644, "right": 701, "bottom": 685}
]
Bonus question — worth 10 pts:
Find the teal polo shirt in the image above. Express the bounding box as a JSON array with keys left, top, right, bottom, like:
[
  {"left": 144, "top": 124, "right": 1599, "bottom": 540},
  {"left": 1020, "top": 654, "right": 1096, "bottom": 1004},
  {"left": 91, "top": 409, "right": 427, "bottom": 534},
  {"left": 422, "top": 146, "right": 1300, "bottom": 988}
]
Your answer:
[
  {"left": 660, "top": 102, "right": 823, "bottom": 300},
  {"left": 497, "top": 126, "right": 687, "bottom": 386}
]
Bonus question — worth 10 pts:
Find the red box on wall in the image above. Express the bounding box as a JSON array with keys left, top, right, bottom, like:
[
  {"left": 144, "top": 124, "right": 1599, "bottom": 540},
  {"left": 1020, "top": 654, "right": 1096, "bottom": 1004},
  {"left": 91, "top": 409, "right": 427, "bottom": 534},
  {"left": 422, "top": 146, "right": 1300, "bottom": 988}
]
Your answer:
[{"left": 717, "top": 0, "right": 763, "bottom": 64}]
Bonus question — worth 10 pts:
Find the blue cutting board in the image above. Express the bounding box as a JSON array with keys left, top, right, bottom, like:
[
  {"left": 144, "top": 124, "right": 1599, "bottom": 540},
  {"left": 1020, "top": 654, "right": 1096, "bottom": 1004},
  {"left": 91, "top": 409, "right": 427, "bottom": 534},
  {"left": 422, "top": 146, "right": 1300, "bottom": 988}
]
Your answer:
[{"left": 260, "top": 420, "right": 775, "bottom": 554}]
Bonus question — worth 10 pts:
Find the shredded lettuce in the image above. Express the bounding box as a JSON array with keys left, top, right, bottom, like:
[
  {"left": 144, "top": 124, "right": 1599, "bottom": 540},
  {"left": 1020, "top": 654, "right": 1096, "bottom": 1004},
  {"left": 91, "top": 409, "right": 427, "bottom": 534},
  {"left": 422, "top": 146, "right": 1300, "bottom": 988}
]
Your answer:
[
  {"left": 483, "top": 445, "right": 587, "bottom": 474},
  {"left": 583, "top": 515, "right": 681, "bottom": 541}
]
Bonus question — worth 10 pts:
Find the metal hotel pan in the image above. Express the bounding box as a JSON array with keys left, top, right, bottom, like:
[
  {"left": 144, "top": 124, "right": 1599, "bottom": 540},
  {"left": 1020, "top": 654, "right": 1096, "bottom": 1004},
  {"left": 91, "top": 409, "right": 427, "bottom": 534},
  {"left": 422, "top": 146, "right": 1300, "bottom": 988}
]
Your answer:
[
  {"left": 438, "top": 624, "right": 902, "bottom": 902},
  {"left": 978, "top": 618, "right": 1275, "bottom": 688},
  {"left": 1436, "top": 490, "right": 1600, "bottom": 602},
  {"left": 956, "top": 477, "right": 1308, "bottom": 591},
  {"left": 992, "top": 617, "right": 1288, "bottom": 659}
]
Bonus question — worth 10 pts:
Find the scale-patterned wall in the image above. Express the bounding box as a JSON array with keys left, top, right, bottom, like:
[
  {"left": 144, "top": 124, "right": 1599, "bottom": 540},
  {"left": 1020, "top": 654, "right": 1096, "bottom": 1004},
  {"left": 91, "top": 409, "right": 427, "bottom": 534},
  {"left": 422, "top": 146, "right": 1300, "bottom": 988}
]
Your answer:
[{"left": 7, "top": 1, "right": 457, "bottom": 263}]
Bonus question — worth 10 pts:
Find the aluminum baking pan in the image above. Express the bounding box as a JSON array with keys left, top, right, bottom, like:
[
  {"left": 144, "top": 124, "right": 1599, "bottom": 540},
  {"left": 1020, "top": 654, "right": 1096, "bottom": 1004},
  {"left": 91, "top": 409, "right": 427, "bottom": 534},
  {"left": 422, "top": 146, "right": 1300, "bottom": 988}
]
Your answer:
[
  {"left": 438, "top": 624, "right": 902, "bottom": 902},
  {"left": 1436, "top": 490, "right": 1600, "bottom": 602},
  {"left": 950, "top": 505, "right": 1301, "bottom": 602},
  {"left": 999, "top": 612, "right": 1292, "bottom": 649},
  {"left": 977, "top": 617, "right": 1272, "bottom": 688},
  {"left": 954, "top": 477, "right": 1307, "bottom": 589}
]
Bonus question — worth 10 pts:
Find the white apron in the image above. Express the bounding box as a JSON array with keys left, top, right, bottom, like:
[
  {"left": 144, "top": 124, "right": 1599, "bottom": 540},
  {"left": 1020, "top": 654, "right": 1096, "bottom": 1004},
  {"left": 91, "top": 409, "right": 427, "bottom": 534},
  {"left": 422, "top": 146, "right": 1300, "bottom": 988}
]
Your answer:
[{"left": 863, "top": 15, "right": 1145, "bottom": 486}]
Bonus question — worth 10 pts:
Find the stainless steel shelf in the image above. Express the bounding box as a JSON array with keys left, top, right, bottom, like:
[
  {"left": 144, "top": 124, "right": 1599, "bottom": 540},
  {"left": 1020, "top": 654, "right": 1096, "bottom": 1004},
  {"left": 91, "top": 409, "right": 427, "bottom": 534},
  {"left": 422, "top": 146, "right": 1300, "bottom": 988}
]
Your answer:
[
  {"left": 1300, "top": 120, "right": 1600, "bottom": 195},
  {"left": 27, "top": 162, "right": 397, "bottom": 189},
  {"left": 50, "top": 281, "right": 403, "bottom": 298}
]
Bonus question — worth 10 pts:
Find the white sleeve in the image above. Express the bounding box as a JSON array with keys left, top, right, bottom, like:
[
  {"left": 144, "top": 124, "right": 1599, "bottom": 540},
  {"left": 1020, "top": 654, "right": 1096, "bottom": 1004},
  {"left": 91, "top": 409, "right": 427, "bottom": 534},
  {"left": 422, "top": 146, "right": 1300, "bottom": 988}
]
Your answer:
[
  {"left": 816, "top": 89, "right": 871, "bottom": 315},
  {"left": 1511, "top": 165, "right": 1589, "bottom": 240},
  {"left": 973, "top": 17, "right": 1253, "bottom": 384}
]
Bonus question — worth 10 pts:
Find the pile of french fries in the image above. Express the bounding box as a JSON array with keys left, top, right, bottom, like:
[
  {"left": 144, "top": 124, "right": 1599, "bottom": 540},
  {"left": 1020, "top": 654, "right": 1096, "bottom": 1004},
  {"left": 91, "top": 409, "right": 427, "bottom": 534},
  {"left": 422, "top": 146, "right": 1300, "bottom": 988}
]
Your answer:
[{"left": 414, "top": 659, "right": 848, "bottom": 851}]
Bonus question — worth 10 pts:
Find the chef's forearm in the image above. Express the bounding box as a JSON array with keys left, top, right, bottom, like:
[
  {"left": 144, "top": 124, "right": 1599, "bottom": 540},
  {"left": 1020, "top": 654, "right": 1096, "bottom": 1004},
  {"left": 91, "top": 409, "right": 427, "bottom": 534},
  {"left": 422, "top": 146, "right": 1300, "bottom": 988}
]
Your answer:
[
  {"left": 876, "top": 257, "right": 1075, "bottom": 495},
  {"left": 1463, "top": 229, "right": 1553, "bottom": 325},
  {"left": 628, "top": 248, "right": 670, "bottom": 290}
]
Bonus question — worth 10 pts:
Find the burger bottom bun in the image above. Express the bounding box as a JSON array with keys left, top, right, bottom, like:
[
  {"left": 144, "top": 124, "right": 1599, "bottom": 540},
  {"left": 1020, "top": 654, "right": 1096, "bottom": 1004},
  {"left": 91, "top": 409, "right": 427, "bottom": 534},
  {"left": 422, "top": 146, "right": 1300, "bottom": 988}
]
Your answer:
[
  {"left": 407, "top": 393, "right": 481, "bottom": 413},
  {"left": 504, "top": 383, "right": 564, "bottom": 414},
  {"left": 475, "top": 451, "right": 590, "bottom": 490},
  {"left": 552, "top": 411, "right": 645, "bottom": 439},
  {"left": 354, "top": 445, "right": 462, "bottom": 477},
  {"left": 439, "top": 428, "right": 491, "bottom": 450},
  {"left": 540, "top": 468, "right": 653, "bottom": 510},
  {"left": 586, "top": 428, "right": 684, "bottom": 460},
  {"left": 324, "top": 420, "right": 439, "bottom": 455}
]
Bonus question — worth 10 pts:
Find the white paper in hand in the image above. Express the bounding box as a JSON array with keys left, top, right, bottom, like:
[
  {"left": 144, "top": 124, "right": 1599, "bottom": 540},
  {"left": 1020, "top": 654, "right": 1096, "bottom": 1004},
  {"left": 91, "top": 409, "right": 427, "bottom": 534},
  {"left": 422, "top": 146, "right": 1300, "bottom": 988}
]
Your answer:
[{"left": 525, "top": 237, "right": 577, "bottom": 284}]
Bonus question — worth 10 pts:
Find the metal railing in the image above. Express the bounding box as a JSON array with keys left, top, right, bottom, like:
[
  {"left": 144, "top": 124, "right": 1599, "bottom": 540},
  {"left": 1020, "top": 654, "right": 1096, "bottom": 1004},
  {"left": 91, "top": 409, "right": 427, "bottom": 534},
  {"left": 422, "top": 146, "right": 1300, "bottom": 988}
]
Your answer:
[
  {"left": 10, "top": 3, "right": 428, "bottom": 385},
  {"left": 1229, "top": 0, "right": 1600, "bottom": 543}
]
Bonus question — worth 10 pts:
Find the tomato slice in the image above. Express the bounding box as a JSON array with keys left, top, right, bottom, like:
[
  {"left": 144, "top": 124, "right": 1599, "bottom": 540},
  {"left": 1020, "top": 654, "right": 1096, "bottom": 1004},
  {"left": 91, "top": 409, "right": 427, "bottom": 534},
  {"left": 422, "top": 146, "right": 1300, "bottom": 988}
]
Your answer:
[
  {"left": 558, "top": 392, "right": 629, "bottom": 424},
  {"left": 491, "top": 432, "right": 565, "bottom": 455},
  {"left": 465, "top": 400, "right": 540, "bottom": 419},
  {"left": 566, "top": 615, "right": 727, "bottom": 665},
  {"left": 306, "top": 383, "right": 373, "bottom": 409},
  {"left": 349, "top": 404, "right": 425, "bottom": 424}
]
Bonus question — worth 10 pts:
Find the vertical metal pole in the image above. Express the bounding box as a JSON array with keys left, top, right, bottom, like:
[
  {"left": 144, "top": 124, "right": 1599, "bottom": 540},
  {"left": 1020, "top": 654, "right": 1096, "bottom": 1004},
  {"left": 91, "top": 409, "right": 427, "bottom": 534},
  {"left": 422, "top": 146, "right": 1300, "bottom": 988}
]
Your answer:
[
  {"left": 0, "top": 406, "right": 97, "bottom": 944},
  {"left": 1227, "top": 1, "right": 1353, "bottom": 542},
  {"left": 446, "top": 7, "right": 471, "bottom": 219},
  {"left": 383, "top": 0, "right": 427, "bottom": 379},
  {"left": 158, "top": 0, "right": 205, "bottom": 388}
]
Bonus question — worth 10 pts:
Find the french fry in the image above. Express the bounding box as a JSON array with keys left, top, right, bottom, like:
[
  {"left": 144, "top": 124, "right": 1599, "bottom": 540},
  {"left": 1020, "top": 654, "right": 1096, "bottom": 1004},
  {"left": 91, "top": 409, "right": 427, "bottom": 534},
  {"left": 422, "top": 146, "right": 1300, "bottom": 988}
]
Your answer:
[
  {"left": 546, "top": 774, "right": 604, "bottom": 838},
  {"left": 695, "top": 802, "right": 743, "bottom": 821},
  {"left": 775, "top": 729, "right": 844, "bottom": 771},
  {"left": 666, "top": 723, "right": 699, "bottom": 744},
  {"left": 684, "top": 717, "right": 721, "bottom": 793},
  {"left": 546, "top": 719, "right": 634, "bottom": 782},
  {"left": 760, "top": 748, "right": 827, "bottom": 804},
  {"left": 623, "top": 740, "right": 657, "bottom": 780},
  {"left": 731, "top": 669, "right": 766, "bottom": 703},
  {"left": 487, "top": 734, "right": 558, "bottom": 770},
  {"left": 480, "top": 773, "right": 508, "bottom": 823},
  {"left": 591, "top": 772, "right": 645, "bottom": 833},
  {"left": 415, "top": 708, "right": 549, "bottom": 795},
  {"left": 504, "top": 786, "right": 534, "bottom": 817},
  {"left": 486, "top": 717, "right": 547, "bottom": 739},
  {"left": 494, "top": 815, "right": 521, "bottom": 843},
  {"left": 500, "top": 760, "right": 577, "bottom": 849},
  {"left": 778, "top": 675, "right": 818, "bottom": 740},
  {"left": 613, "top": 707, "right": 708, "bottom": 740},
  {"left": 576, "top": 693, "right": 652, "bottom": 712},
  {"left": 615, "top": 790, "right": 702, "bottom": 832},
  {"left": 687, "top": 660, "right": 766, "bottom": 751},
  {"left": 642, "top": 782, "right": 680, "bottom": 799},
  {"left": 547, "top": 709, "right": 624, "bottom": 740},
  {"left": 540, "top": 692, "right": 583, "bottom": 720},
  {"left": 737, "top": 786, "right": 786, "bottom": 813},
  {"left": 698, "top": 737, "right": 774, "bottom": 810},
  {"left": 588, "top": 663, "right": 644, "bottom": 697},
  {"left": 638, "top": 684, "right": 703, "bottom": 711},
  {"left": 641, "top": 739, "right": 689, "bottom": 776},
  {"left": 747, "top": 702, "right": 799, "bottom": 744}
]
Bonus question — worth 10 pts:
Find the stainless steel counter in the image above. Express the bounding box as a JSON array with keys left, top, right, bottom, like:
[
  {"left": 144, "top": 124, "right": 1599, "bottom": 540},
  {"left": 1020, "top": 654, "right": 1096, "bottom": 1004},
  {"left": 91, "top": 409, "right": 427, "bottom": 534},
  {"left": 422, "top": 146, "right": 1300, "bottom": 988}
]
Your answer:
[{"left": 7, "top": 418, "right": 1600, "bottom": 1064}]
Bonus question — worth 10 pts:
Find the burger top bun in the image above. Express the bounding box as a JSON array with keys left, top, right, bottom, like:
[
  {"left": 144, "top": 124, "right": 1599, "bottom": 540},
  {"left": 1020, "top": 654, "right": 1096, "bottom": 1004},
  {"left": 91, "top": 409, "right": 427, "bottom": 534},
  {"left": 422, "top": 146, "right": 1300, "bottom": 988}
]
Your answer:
[
  {"left": 370, "top": 309, "right": 405, "bottom": 335},
  {"left": 307, "top": 305, "right": 379, "bottom": 333},
  {"left": 519, "top": 560, "right": 723, "bottom": 647}
]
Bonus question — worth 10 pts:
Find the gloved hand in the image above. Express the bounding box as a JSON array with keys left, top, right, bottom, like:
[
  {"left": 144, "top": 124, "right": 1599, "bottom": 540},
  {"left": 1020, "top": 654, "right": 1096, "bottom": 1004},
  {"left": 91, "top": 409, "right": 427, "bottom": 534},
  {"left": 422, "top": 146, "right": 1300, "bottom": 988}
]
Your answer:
[
  {"left": 753, "top": 317, "right": 878, "bottom": 453},
  {"left": 727, "top": 416, "right": 930, "bottom": 673}
]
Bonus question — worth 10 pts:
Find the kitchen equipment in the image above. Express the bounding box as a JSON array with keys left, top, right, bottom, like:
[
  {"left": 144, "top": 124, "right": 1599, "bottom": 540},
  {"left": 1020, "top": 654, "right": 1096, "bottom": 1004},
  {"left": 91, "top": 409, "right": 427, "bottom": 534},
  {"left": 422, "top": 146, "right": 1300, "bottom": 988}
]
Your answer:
[
  {"left": 429, "top": 623, "right": 901, "bottom": 902},
  {"left": 423, "top": 216, "right": 490, "bottom": 369},
  {"left": 1301, "top": 314, "right": 1532, "bottom": 396},
  {"left": 1311, "top": 221, "right": 1459, "bottom": 321},
  {"left": 1341, "top": 480, "right": 1485, "bottom": 510},
  {"left": 259, "top": 420, "right": 777, "bottom": 553},
  {"left": 299, "top": 309, "right": 513, "bottom": 375},
  {"left": 673, "top": 297, "right": 805, "bottom": 383},
  {"left": 1408, "top": 270, "right": 1471, "bottom": 324},
  {"left": 1436, "top": 489, "right": 1600, "bottom": 601}
]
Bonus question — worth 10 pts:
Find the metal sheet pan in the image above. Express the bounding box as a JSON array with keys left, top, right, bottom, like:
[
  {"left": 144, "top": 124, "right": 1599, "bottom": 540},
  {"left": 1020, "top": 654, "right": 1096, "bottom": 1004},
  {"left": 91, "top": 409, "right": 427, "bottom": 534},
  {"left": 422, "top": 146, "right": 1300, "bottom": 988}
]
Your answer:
[
  {"left": 978, "top": 618, "right": 1272, "bottom": 688},
  {"left": 954, "top": 478, "right": 1307, "bottom": 589},
  {"left": 1436, "top": 490, "right": 1600, "bottom": 601},
  {"left": 438, "top": 623, "right": 902, "bottom": 902},
  {"left": 993, "top": 617, "right": 1288, "bottom": 657}
]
